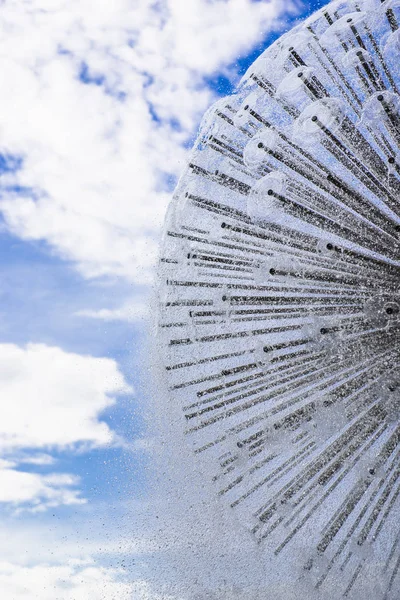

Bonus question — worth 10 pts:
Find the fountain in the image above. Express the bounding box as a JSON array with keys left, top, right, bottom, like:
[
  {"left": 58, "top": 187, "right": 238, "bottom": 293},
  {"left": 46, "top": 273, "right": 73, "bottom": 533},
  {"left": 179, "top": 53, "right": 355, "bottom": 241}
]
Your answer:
[{"left": 156, "top": 1, "right": 400, "bottom": 596}]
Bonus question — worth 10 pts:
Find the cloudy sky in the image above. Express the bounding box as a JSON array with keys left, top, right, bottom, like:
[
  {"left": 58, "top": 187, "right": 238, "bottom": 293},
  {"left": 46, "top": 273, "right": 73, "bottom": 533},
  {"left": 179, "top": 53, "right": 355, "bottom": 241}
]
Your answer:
[{"left": 0, "top": 0, "right": 327, "bottom": 597}]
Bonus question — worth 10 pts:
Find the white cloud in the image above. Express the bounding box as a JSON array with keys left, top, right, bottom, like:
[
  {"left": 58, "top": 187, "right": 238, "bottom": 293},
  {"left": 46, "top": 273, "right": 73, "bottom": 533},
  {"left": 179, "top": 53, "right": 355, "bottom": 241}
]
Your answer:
[
  {"left": 0, "top": 342, "right": 131, "bottom": 510},
  {"left": 0, "top": 342, "right": 132, "bottom": 451},
  {"left": 17, "top": 453, "right": 56, "bottom": 466},
  {"left": 0, "top": 0, "right": 299, "bottom": 284},
  {"left": 0, "top": 561, "right": 131, "bottom": 600},
  {"left": 0, "top": 465, "right": 84, "bottom": 512},
  {"left": 0, "top": 520, "right": 133, "bottom": 600},
  {"left": 77, "top": 298, "right": 149, "bottom": 323}
]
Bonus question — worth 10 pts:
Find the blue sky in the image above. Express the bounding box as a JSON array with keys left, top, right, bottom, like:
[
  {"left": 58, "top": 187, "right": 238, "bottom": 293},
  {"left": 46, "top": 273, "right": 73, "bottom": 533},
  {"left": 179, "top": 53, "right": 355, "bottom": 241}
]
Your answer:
[{"left": 0, "top": 0, "right": 328, "bottom": 597}]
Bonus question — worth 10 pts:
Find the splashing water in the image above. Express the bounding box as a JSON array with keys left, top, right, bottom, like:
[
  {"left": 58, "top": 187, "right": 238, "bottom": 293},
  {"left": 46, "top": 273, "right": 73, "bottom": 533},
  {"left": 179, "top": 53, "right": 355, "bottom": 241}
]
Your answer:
[{"left": 156, "top": 1, "right": 400, "bottom": 597}]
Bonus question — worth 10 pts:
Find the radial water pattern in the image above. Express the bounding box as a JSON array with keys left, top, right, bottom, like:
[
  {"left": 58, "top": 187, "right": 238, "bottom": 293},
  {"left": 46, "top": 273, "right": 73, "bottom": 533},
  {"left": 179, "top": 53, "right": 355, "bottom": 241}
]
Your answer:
[{"left": 157, "top": 1, "right": 400, "bottom": 597}]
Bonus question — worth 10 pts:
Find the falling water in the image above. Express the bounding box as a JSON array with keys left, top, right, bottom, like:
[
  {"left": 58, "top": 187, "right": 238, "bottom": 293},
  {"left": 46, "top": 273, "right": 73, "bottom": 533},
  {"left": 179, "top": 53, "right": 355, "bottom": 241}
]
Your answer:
[{"left": 156, "top": 1, "right": 400, "bottom": 597}]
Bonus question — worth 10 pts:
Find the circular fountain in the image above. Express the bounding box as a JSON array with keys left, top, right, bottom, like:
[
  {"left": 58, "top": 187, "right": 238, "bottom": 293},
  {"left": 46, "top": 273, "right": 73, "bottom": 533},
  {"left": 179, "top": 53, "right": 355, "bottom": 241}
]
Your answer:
[{"left": 156, "top": 1, "right": 400, "bottom": 596}]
